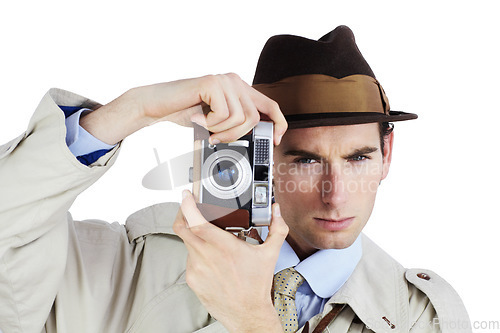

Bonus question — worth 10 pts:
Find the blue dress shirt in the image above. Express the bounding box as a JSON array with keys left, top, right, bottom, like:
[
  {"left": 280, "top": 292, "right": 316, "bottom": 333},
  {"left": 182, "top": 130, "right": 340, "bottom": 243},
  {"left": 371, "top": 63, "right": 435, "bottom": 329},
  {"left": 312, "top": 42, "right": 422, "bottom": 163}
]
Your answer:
[{"left": 60, "top": 106, "right": 116, "bottom": 165}]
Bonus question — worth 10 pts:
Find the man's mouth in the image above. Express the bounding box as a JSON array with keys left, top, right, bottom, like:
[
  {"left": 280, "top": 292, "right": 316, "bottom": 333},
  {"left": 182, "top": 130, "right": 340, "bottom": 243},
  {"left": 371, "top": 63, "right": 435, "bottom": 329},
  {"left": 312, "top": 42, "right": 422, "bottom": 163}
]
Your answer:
[{"left": 313, "top": 217, "right": 354, "bottom": 231}]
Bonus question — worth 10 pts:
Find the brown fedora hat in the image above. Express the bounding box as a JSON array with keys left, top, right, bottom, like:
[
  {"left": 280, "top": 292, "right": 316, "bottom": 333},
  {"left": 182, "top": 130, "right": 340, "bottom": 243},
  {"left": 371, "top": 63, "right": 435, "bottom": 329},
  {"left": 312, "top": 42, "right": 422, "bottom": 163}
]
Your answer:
[{"left": 252, "top": 25, "right": 417, "bottom": 129}]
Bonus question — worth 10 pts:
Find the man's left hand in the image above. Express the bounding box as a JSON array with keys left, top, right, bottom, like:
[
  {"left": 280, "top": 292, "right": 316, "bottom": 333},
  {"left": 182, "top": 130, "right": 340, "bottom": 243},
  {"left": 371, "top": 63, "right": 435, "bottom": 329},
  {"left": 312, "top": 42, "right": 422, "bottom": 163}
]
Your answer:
[{"left": 173, "top": 190, "right": 287, "bottom": 333}]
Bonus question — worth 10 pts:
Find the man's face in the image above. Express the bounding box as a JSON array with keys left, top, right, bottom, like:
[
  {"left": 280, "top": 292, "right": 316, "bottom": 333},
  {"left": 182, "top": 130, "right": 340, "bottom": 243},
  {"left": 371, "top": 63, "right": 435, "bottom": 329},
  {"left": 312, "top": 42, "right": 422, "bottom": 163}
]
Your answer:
[{"left": 273, "top": 123, "right": 393, "bottom": 258}]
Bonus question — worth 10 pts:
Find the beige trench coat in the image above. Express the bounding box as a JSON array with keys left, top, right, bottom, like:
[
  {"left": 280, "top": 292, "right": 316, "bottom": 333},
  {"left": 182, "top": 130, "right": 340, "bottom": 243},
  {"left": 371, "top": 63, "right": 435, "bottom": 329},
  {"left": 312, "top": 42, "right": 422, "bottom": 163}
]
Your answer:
[{"left": 0, "top": 89, "right": 471, "bottom": 333}]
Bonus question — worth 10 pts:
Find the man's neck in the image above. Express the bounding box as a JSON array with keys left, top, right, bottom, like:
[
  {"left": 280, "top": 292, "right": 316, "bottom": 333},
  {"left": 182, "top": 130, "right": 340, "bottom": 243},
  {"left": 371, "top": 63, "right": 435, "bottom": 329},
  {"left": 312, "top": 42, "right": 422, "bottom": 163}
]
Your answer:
[{"left": 285, "top": 235, "right": 318, "bottom": 261}]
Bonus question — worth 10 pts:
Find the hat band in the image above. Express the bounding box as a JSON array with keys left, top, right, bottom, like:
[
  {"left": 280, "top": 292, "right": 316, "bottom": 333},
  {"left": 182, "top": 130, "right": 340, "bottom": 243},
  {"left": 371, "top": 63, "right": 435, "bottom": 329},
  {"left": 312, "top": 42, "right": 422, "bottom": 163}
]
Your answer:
[{"left": 252, "top": 74, "right": 390, "bottom": 116}]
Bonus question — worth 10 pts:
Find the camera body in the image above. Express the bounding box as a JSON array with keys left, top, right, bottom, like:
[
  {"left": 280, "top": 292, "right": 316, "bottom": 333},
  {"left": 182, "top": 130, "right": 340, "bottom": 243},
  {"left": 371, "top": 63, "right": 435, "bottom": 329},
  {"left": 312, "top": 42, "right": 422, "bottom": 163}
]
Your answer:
[{"left": 191, "top": 122, "right": 273, "bottom": 229}]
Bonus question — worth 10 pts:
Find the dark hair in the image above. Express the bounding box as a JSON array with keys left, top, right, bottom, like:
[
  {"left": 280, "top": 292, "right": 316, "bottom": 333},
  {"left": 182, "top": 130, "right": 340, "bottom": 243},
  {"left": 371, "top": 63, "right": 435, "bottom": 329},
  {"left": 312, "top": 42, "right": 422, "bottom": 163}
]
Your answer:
[{"left": 379, "top": 122, "right": 394, "bottom": 156}]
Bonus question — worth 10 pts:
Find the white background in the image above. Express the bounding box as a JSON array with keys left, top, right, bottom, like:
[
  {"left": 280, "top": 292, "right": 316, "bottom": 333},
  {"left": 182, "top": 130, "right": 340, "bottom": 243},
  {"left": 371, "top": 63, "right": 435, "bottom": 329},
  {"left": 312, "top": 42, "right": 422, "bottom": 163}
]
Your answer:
[{"left": 1, "top": 0, "right": 499, "bottom": 329}]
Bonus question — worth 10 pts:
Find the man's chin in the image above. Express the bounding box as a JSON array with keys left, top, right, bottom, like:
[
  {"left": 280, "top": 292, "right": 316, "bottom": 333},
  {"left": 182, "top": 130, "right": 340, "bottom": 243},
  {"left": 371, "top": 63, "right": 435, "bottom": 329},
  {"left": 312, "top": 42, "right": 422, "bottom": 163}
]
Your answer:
[
  {"left": 286, "top": 228, "right": 361, "bottom": 258},
  {"left": 314, "top": 231, "right": 360, "bottom": 250}
]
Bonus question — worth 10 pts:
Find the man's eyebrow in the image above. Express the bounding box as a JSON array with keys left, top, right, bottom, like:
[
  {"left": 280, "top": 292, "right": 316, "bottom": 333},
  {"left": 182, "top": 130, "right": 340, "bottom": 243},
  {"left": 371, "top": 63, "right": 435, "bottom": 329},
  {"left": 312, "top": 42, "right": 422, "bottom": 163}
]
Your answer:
[
  {"left": 282, "top": 147, "right": 379, "bottom": 159},
  {"left": 341, "top": 146, "right": 379, "bottom": 159},
  {"left": 282, "top": 149, "right": 324, "bottom": 160}
]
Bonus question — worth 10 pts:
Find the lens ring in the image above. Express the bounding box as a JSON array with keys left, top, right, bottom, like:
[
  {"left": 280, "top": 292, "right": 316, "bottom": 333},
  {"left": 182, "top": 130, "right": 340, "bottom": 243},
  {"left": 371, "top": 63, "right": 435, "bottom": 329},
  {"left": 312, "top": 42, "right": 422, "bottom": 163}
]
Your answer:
[{"left": 202, "top": 149, "right": 252, "bottom": 199}]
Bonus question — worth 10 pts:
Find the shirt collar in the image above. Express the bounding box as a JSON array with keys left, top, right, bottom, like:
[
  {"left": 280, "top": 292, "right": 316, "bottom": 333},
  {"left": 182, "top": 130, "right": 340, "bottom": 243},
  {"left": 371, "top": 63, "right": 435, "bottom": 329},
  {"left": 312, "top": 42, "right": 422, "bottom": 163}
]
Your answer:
[{"left": 260, "top": 228, "right": 363, "bottom": 299}]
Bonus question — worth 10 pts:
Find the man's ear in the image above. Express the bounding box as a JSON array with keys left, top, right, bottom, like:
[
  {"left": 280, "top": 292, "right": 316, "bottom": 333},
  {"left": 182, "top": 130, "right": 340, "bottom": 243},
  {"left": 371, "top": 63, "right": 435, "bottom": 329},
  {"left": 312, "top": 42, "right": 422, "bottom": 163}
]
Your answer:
[{"left": 381, "top": 131, "right": 394, "bottom": 181}]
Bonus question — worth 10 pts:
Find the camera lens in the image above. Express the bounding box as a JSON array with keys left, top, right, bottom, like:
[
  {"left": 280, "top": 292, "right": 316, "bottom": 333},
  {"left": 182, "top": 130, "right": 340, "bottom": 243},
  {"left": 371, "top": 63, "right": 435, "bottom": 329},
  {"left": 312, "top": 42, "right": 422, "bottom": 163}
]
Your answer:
[
  {"left": 212, "top": 161, "right": 239, "bottom": 187},
  {"left": 202, "top": 149, "right": 252, "bottom": 199}
]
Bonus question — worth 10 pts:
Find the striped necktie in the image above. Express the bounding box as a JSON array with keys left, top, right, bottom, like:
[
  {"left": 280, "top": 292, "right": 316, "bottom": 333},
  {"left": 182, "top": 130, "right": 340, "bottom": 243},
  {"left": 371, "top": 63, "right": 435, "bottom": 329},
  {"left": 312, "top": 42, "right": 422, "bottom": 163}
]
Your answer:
[{"left": 273, "top": 267, "right": 305, "bottom": 332}]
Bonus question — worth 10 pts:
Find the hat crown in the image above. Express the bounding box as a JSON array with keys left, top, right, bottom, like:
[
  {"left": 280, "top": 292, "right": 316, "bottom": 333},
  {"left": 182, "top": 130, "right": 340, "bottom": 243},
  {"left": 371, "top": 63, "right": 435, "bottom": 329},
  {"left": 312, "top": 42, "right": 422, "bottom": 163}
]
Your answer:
[{"left": 252, "top": 25, "right": 375, "bottom": 85}]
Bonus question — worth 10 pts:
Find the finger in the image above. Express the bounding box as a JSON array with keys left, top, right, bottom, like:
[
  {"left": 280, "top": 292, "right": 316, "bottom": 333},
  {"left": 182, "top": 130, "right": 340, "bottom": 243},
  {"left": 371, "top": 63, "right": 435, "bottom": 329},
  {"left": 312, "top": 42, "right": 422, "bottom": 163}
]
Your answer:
[
  {"left": 209, "top": 116, "right": 257, "bottom": 144},
  {"left": 180, "top": 190, "right": 210, "bottom": 228},
  {"left": 181, "top": 191, "right": 237, "bottom": 246},
  {"left": 209, "top": 95, "right": 260, "bottom": 144},
  {"left": 199, "top": 76, "right": 230, "bottom": 128},
  {"left": 190, "top": 111, "right": 209, "bottom": 130},
  {"left": 206, "top": 90, "right": 246, "bottom": 134},
  {"left": 181, "top": 190, "right": 240, "bottom": 245},
  {"left": 205, "top": 101, "right": 231, "bottom": 129},
  {"left": 249, "top": 89, "right": 288, "bottom": 145},
  {"left": 263, "top": 204, "right": 289, "bottom": 253},
  {"left": 209, "top": 93, "right": 258, "bottom": 143},
  {"left": 172, "top": 206, "right": 206, "bottom": 248}
]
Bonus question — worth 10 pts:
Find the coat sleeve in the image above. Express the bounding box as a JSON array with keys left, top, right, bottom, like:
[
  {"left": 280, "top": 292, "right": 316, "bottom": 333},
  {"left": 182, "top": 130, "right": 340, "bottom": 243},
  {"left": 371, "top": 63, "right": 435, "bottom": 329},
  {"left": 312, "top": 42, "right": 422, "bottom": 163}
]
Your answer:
[{"left": 0, "top": 88, "right": 121, "bottom": 333}]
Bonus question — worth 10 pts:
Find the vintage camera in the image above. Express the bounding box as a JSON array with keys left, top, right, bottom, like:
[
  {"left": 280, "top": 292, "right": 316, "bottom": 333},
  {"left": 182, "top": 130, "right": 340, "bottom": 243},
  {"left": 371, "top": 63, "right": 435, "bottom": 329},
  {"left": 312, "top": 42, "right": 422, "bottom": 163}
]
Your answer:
[{"left": 191, "top": 122, "right": 273, "bottom": 230}]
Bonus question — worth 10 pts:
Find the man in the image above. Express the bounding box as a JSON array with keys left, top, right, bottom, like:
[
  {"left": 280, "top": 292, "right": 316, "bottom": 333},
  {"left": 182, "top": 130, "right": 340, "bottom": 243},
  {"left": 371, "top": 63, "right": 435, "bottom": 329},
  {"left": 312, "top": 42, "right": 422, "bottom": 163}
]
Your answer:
[{"left": 0, "top": 26, "right": 469, "bottom": 333}]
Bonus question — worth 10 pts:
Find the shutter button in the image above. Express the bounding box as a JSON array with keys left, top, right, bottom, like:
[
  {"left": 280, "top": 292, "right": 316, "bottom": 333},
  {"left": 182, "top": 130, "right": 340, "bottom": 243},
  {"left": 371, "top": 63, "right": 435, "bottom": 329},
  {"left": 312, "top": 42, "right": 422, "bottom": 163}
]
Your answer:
[{"left": 417, "top": 273, "right": 431, "bottom": 280}]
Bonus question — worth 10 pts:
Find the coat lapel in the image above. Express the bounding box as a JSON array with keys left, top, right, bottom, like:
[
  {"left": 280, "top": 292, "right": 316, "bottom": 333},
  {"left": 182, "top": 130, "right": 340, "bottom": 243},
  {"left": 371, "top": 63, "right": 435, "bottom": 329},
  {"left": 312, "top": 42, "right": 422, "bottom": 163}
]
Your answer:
[{"left": 324, "top": 234, "right": 410, "bottom": 332}]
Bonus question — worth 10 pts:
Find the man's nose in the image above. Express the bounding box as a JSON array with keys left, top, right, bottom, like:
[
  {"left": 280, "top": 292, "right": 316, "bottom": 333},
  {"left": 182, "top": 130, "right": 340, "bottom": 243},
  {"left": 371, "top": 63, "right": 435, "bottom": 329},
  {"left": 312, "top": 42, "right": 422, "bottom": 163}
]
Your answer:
[{"left": 320, "top": 164, "right": 348, "bottom": 207}]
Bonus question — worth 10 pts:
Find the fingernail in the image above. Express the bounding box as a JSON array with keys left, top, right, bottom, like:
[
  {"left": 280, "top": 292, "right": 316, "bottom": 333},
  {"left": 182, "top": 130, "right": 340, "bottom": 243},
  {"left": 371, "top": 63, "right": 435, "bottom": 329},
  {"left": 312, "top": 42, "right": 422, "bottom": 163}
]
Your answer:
[
  {"left": 182, "top": 190, "right": 190, "bottom": 200},
  {"left": 210, "top": 138, "right": 220, "bottom": 145},
  {"left": 274, "top": 204, "right": 281, "bottom": 217}
]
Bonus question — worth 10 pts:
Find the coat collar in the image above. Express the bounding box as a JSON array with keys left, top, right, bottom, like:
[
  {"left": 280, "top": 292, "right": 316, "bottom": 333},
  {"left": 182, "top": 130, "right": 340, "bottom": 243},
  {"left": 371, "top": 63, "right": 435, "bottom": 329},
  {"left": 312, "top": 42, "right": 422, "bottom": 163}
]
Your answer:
[{"left": 325, "top": 234, "right": 410, "bottom": 332}]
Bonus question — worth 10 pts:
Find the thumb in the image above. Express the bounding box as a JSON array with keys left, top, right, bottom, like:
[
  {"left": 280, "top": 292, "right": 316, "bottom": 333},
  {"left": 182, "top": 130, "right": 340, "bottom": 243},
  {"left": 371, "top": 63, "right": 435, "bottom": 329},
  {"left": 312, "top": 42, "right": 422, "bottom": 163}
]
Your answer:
[{"left": 264, "top": 204, "right": 289, "bottom": 252}]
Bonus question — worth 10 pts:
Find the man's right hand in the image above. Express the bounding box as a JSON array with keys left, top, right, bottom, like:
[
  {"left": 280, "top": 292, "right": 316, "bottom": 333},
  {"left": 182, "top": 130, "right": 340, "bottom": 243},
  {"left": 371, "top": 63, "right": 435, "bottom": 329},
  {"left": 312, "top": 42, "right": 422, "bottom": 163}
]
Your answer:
[{"left": 79, "top": 73, "right": 288, "bottom": 146}]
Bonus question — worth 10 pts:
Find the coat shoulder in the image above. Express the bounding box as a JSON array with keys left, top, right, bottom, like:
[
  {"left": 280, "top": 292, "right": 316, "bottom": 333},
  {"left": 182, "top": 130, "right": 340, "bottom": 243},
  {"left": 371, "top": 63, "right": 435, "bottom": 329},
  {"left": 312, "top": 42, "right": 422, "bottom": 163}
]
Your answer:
[
  {"left": 125, "top": 202, "right": 181, "bottom": 242},
  {"left": 405, "top": 268, "right": 471, "bottom": 332}
]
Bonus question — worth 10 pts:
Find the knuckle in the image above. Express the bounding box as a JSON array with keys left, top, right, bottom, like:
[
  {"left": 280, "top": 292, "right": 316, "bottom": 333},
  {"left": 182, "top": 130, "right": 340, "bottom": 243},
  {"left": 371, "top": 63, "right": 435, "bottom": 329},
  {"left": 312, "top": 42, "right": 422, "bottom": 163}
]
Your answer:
[
  {"left": 276, "top": 222, "right": 289, "bottom": 237},
  {"left": 201, "top": 74, "right": 217, "bottom": 87},
  {"left": 271, "top": 100, "right": 285, "bottom": 117},
  {"left": 234, "top": 112, "right": 246, "bottom": 125},
  {"left": 225, "top": 72, "right": 241, "bottom": 81},
  {"left": 190, "top": 224, "right": 209, "bottom": 237},
  {"left": 172, "top": 219, "right": 183, "bottom": 234},
  {"left": 212, "top": 103, "right": 229, "bottom": 116},
  {"left": 249, "top": 111, "right": 260, "bottom": 125},
  {"left": 172, "top": 213, "right": 187, "bottom": 235},
  {"left": 212, "top": 117, "right": 228, "bottom": 128},
  {"left": 268, "top": 99, "right": 280, "bottom": 111},
  {"left": 190, "top": 225, "right": 203, "bottom": 237},
  {"left": 215, "top": 73, "right": 229, "bottom": 84},
  {"left": 208, "top": 111, "right": 228, "bottom": 126},
  {"left": 278, "top": 122, "right": 288, "bottom": 137},
  {"left": 221, "top": 107, "right": 230, "bottom": 117},
  {"left": 283, "top": 120, "right": 289, "bottom": 131}
]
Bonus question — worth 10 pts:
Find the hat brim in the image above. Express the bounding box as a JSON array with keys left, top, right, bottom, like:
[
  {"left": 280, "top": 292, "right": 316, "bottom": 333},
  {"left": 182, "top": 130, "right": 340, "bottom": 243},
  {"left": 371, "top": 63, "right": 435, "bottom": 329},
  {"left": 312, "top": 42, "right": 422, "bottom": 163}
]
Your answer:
[{"left": 285, "top": 111, "right": 418, "bottom": 129}]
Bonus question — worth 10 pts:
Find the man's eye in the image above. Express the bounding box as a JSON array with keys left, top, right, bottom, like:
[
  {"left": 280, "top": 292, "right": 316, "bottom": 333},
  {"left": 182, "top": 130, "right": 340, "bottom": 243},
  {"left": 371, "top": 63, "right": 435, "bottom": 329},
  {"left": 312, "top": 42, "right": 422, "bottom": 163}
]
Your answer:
[
  {"left": 297, "top": 158, "right": 318, "bottom": 164},
  {"left": 349, "top": 155, "right": 369, "bottom": 162}
]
